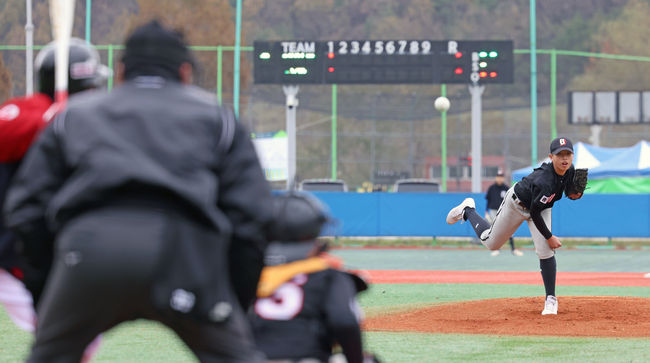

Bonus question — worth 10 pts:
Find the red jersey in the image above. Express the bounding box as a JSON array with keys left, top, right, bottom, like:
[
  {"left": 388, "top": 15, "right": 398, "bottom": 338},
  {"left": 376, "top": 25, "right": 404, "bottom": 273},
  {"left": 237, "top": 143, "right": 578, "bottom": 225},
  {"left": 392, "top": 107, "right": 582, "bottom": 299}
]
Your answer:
[{"left": 0, "top": 93, "right": 55, "bottom": 162}]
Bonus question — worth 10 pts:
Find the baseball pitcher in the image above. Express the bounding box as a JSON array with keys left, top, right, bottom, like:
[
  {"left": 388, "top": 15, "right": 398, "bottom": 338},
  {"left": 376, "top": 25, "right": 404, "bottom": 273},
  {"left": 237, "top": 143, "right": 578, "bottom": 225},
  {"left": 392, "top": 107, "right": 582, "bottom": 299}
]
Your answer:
[{"left": 446, "top": 137, "right": 588, "bottom": 315}]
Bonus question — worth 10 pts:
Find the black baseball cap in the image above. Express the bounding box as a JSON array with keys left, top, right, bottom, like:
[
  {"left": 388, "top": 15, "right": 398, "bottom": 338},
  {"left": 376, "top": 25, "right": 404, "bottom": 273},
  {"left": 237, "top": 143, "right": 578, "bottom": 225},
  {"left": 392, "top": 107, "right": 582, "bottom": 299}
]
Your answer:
[
  {"left": 121, "top": 20, "right": 195, "bottom": 81},
  {"left": 550, "top": 137, "right": 574, "bottom": 154}
]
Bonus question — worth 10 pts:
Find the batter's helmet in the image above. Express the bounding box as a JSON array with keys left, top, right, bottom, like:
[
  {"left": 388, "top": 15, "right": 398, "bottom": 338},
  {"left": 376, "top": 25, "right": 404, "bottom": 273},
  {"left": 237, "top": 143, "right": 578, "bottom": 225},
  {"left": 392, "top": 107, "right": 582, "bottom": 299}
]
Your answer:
[{"left": 35, "top": 38, "right": 111, "bottom": 99}]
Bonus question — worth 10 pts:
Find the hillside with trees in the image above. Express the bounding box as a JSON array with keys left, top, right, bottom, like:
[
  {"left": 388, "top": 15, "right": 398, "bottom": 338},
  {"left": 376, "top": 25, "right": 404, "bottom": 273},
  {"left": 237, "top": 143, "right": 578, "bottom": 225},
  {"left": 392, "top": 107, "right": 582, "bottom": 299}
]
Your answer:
[
  {"left": 1, "top": 0, "right": 642, "bottom": 98},
  {"left": 1, "top": 0, "right": 648, "bottom": 188}
]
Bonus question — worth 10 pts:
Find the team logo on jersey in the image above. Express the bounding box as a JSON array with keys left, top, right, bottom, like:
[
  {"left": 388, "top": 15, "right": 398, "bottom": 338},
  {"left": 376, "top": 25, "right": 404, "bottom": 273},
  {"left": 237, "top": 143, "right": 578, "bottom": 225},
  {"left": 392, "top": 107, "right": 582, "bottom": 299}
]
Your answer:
[
  {"left": 559, "top": 138, "right": 566, "bottom": 146},
  {"left": 539, "top": 193, "right": 556, "bottom": 204}
]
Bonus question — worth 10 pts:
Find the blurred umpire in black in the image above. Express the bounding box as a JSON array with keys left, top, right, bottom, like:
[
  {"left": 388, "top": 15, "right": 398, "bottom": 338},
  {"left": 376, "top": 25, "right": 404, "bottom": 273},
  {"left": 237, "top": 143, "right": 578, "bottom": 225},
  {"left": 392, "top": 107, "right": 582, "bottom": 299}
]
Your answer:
[{"left": 3, "top": 20, "right": 273, "bottom": 362}]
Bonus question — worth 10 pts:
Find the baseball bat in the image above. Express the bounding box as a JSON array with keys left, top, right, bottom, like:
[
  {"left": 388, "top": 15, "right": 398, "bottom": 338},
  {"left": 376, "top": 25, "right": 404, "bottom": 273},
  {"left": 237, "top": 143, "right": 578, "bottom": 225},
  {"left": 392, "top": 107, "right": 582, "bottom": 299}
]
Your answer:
[{"left": 49, "top": 0, "right": 75, "bottom": 104}]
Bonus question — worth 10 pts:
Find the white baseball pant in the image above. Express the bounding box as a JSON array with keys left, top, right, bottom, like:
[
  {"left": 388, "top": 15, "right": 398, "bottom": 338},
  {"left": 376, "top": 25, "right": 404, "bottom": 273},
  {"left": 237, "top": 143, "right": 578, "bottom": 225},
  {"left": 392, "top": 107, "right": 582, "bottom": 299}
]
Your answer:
[
  {"left": 0, "top": 268, "right": 36, "bottom": 332},
  {"left": 479, "top": 186, "right": 555, "bottom": 259}
]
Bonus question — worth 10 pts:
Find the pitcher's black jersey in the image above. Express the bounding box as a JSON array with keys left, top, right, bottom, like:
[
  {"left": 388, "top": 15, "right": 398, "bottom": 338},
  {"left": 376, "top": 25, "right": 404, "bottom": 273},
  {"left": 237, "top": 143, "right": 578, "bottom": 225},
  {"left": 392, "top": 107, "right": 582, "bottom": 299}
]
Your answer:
[{"left": 514, "top": 162, "right": 576, "bottom": 239}]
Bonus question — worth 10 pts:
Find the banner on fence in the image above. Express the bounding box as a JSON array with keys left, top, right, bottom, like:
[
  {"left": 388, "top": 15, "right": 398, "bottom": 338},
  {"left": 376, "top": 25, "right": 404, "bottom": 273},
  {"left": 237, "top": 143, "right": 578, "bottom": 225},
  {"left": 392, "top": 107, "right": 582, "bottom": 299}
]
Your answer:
[{"left": 252, "top": 131, "right": 288, "bottom": 181}]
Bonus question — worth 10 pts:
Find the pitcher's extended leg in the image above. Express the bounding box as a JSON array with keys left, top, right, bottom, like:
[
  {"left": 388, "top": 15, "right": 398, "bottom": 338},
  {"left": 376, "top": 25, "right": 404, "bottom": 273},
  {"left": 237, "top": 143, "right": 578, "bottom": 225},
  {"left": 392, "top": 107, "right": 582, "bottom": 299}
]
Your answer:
[{"left": 461, "top": 188, "right": 527, "bottom": 250}]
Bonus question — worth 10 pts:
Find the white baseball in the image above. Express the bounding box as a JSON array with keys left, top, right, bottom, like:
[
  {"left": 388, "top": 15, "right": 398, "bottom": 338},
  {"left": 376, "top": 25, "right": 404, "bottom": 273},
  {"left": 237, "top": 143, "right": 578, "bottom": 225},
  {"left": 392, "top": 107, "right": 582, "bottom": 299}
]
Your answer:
[{"left": 434, "top": 96, "right": 450, "bottom": 112}]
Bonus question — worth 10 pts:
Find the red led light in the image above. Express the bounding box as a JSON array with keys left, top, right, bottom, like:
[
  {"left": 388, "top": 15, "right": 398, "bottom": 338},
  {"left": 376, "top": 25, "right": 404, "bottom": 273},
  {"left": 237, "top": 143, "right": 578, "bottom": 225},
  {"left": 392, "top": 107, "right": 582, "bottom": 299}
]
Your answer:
[
  {"left": 328, "top": 52, "right": 335, "bottom": 59},
  {"left": 479, "top": 71, "right": 488, "bottom": 78},
  {"left": 454, "top": 67, "right": 463, "bottom": 75},
  {"left": 328, "top": 66, "right": 335, "bottom": 73},
  {"left": 489, "top": 71, "right": 497, "bottom": 78},
  {"left": 455, "top": 52, "right": 463, "bottom": 58}
]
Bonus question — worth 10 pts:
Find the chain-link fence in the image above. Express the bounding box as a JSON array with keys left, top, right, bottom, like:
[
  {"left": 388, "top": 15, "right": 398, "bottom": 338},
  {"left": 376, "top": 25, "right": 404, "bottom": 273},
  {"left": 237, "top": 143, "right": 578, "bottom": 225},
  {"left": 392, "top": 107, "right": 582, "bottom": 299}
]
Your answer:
[{"left": 2, "top": 45, "right": 649, "bottom": 191}]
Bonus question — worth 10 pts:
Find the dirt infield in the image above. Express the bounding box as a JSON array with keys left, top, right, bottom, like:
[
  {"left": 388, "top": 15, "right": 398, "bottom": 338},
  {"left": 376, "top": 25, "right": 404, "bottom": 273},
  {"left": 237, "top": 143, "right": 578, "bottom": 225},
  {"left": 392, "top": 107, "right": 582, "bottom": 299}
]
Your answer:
[{"left": 364, "top": 296, "right": 650, "bottom": 337}]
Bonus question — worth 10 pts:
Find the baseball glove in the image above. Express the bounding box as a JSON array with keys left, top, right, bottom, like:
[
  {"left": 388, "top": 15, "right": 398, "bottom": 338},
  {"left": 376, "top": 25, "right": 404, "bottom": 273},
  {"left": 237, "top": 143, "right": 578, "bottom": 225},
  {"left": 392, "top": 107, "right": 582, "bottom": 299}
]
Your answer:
[{"left": 566, "top": 168, "right": 588, "bottom": 199}]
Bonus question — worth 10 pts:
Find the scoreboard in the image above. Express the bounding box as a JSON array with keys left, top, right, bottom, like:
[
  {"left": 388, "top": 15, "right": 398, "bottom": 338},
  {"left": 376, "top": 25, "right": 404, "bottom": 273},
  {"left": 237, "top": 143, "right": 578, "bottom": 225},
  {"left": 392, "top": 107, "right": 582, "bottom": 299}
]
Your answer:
[{"left": 254, "top": 40, "right": 513, "bottom": 85}]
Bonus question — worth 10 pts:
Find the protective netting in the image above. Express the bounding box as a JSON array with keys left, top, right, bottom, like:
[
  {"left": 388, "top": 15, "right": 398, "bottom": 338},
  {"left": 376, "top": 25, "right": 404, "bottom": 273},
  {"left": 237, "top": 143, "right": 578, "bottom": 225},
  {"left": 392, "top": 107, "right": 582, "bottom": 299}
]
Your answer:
[{"left": 2, "top": 48, "right": 648, "bottom": 190}]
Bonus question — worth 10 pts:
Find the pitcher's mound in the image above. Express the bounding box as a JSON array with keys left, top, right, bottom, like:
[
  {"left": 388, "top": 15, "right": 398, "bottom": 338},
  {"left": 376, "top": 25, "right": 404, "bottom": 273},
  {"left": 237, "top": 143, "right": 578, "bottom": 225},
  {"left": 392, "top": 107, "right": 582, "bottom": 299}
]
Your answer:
[{"left": 364, "top": 296, "right": 650, "bottom": 337}]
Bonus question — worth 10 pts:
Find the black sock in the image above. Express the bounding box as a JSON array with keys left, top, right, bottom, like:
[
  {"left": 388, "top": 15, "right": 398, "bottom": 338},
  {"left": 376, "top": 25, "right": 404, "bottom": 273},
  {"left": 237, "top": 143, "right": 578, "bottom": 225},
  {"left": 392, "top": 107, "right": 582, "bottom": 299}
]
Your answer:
[
  {"left": 539, "top": 256, "right": 557, "bottom": 297},
  {"left": 464, "top": 207, "right": 491, "bottom": 240},
  {"left": 509, "top": 237, "right": 515, "bottom": 251}
]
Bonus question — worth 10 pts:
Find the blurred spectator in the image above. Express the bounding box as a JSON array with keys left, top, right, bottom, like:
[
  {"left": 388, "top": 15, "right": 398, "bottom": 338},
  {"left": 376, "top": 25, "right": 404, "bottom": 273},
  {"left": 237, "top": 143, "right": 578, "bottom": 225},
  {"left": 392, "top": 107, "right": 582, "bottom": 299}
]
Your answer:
[{"left": 485, "top": 170, "right": 523, "bottom": 256}]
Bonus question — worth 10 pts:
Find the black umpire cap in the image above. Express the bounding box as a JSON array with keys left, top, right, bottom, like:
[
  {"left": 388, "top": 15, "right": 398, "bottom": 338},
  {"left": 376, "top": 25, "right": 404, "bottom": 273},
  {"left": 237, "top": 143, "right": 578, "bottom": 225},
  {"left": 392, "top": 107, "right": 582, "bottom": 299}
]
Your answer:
[
  {"left": 550, "top": 137, "right": 574, "bottom": 155},
  {"left": 121, "top": 20, "right": 195, "bottom": 81}
]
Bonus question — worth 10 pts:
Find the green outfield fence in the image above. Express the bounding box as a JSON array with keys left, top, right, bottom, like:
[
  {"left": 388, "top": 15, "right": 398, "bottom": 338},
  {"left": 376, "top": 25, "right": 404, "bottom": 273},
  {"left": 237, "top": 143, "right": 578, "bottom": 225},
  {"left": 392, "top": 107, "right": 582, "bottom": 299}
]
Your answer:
[{"left": 2, "top": 45, "right": 649, "bottom": 190}]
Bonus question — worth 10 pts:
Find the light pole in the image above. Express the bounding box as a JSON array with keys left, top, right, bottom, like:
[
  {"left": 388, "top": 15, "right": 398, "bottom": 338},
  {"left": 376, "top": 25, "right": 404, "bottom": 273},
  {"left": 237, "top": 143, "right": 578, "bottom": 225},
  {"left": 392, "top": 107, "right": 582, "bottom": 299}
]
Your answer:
[
  {"left": 25, "top": 0, "right": 34, "bottom": 95},
  {"left": 85, "top": 0, "right": 92, "bottom": 43},
  {"left": 233, "top": 0, "right": 242, "bottom": 118},
  {"left": 434, "top": 92, "right": 450, "bottom": 192},
  {"left": 469, "top": 81, "right": 485, "bottom": 193},
  {"left": 283, "top": 85, "right": 299, "bottom": 189},
  {"left": 530, "top": 0, "right": 538, "bottom": 165},
  {"left": 469, "top": 51, "right": 485, "bottom": 193}
]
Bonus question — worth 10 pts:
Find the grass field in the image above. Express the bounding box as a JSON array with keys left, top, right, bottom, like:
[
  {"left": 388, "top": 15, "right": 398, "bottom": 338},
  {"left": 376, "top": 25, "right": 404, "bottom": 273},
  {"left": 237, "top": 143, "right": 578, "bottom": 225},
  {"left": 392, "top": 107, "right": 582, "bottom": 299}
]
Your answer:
[{"left": 1, "top": 248, "right": 649, "bottom": 362}]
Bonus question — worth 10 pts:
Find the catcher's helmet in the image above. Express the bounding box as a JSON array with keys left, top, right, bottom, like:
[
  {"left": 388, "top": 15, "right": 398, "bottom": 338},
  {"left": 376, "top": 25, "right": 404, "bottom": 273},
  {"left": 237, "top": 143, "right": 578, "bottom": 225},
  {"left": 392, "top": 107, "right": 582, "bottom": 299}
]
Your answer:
[
  {"left": 35, "top": 37, "right": 111, "bottom": 99},
  {"left": 267, "top": 191, "right": 330, "bottom": 242}
]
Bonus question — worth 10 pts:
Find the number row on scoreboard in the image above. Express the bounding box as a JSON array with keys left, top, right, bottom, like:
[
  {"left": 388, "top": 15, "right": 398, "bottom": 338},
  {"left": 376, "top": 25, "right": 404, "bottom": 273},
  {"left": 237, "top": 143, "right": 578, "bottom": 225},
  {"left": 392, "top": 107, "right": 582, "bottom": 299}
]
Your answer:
[{"left": 327, "top": 40, "right": 436, "bottom": 56}]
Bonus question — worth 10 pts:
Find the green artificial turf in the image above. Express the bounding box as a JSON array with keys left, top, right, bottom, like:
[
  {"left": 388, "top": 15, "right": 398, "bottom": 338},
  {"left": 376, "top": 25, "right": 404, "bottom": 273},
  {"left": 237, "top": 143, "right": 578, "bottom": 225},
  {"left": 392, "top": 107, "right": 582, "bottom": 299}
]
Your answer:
[
  {"left": 364, "top": 332, "right": 650, "bottom": 363},
  {"left": 4, "top": 308, "right": 648, "bottom": 363},
  {"left": 93, "top": 320, "right": 195, "bottom": 362},
  {"left": 0, "top": 313, "right": 196, "bottom": 363},
  {"left": 2, "top": 277, "right": 648, "bottom": 362},
  {"left": 3, "top": 283, "right": 648, "bottom": 362},
  {"left": 0, "top": 311, "right": 31, "bottom": 363}
]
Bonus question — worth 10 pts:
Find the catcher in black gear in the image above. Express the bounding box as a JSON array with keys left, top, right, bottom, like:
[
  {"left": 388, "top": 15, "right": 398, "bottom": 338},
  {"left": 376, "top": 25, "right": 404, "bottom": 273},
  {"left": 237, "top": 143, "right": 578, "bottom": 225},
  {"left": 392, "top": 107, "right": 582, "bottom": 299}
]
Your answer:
[
  {"left": 446, "top": 137, "right": 586, "bottom": 316},
  {"left": 251, "top": 192, "right": 377, "bottom": 363}
]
